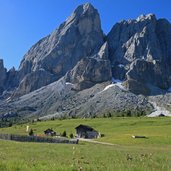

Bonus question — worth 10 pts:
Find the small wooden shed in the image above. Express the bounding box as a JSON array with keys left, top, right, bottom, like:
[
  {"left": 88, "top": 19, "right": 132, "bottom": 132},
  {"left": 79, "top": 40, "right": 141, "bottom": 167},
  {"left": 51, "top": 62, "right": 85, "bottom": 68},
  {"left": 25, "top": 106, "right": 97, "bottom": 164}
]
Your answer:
[
  {"left": 75, "top": 124, "right": 99, "bottom": 139},
  {"left": 44, "top": 128, "right": 56, "bottom": 136}
]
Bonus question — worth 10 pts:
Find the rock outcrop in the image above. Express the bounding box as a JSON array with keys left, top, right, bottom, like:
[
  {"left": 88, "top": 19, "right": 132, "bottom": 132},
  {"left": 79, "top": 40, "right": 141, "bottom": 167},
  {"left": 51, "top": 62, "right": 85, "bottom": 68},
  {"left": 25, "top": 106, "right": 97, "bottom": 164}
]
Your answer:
[
  {"left": 65, "top": 42, "right": 112, "bottom": 90},
  {"left": 15, "top": 3, "right": 104, "bottom": 96},
  {"left": 107, "top": 14, "right": 171, "bottom": 94},
  {"left": 107, "top": 14, "right": 161, "bottom": 65},
  {"left": 125, "top": 59, "right": 171, "bottom": 94},
  {"left": 0, "top": 60, "right": 18, "bottom": 96},
  {"left": 0, "top": 59, "right": 7, "bottom": 95},
  {"left": 5, "top": 67, "right": 18, "bottom": 90},
  {"left": 13, "top": 70, "right": 57, "bottom": 97}
]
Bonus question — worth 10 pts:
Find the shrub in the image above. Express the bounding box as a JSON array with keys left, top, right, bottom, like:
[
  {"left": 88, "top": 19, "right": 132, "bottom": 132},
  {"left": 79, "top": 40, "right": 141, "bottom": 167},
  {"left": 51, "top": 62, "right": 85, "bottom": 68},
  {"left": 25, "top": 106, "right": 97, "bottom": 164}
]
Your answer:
[
  {"left": 69, "top": 133, "right": 74, "bottom": 138},
  {"left": 126, "top": 110, "right": 131, "bottom": 117},
  {"left": 8, "top": 122, "right": 13, "bottom": 127},
  {"left": 29, "top": 129, "right": 34, "bottom": 136},
  {"left": 62, "top": 131, "right": 67, "bottom": 137},
  {"left": 51, "top": 117, "right": 55, "bottom": 121},
  {"left": 107, "top": 112, "right": 112, "bottom": 118},
  {"left": 101, "top": 134, "right": 105, "bottom": 137}
]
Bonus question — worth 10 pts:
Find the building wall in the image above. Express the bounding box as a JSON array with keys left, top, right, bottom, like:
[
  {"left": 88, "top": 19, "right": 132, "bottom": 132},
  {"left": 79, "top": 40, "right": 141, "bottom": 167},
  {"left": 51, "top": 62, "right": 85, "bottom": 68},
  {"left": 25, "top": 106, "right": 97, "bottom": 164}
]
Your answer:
[{"left": 76, "top": 130, "right": 99, "bottom": 139}]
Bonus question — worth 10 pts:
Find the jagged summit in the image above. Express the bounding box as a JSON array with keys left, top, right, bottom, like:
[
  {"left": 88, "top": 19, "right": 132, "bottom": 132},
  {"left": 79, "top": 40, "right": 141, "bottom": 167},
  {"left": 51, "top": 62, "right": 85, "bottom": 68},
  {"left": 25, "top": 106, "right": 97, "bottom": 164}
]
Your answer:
[
  {"left": 136, "top": 13, "right": 156, "bottom": 22},
  {"left": 15, "top": 2, "right": 104, "bottom": 97},
  {"left": 63, "top": 2, "right": 101, "bottom": 35},
  {"left": 107, "top": 12, "right": 171, "bottom": 94},
  {"left": 117, "top": 13, "right": 156, "bottom": 25},
  {"left": 73, "top": 3, "right": 96, "bottom": 16}
]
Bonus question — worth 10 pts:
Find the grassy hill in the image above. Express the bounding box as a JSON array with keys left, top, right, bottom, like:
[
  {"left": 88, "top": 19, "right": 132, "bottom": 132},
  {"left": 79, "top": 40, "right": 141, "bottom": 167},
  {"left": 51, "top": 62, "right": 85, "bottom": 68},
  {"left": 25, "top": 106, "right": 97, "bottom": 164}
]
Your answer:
[{"left": 0, "top": 117, "right": 171, "bottom": 170}]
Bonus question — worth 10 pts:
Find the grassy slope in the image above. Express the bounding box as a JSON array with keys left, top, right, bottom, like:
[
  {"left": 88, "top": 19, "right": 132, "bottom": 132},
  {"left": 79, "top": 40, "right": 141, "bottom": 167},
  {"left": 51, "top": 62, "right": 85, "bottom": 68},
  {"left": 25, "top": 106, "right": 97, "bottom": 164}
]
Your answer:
[{"left": 0, "top": 117, "right": 171, "bottom": 170}]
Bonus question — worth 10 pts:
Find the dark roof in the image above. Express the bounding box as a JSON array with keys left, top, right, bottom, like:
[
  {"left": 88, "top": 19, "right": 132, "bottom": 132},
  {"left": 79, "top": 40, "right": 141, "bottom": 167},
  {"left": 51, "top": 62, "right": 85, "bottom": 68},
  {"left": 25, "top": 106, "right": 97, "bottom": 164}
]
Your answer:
[
  {"left": 158, "top": 113, "right": 165, "bottom": 117},
  {"left": 75, "top": 124, "right": 95, "bottom": 131},
  {"left": 44, "top": 128, "right": 54, "bottom": 133}
]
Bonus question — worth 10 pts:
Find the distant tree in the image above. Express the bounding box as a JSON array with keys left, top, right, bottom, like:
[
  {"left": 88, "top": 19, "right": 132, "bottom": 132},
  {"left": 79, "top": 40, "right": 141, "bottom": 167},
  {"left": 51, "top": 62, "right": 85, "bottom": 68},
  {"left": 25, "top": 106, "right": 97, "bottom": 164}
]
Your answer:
[
  {"left": 8, "top": 122, "right": 13, "bottom": 127},
  {"left": 71, "top": 115, "right": 77, "bottom": 119},
  {"left": 107, "top": 112, "right": 112, "bottom": 118},
  {"left": 29, "top": 129, "right": 34, "bottom": 136},
  {"left": 141, "top": 111, "right": 145, "bottom": 116},
  {"left": 69, "top": 133, "right": 74, "bottom": 138},
  {"left": 101, "top": 134, "right": 105, "bottom": 137},
  {"left": 51, "top": 117, "right": 55, "bottom": 121},
  {"left": 62, "top": 131, "right": 67, "bottom": 137},
  {"left": 126, "top": 110, "right": 131, "bottom": 117}
]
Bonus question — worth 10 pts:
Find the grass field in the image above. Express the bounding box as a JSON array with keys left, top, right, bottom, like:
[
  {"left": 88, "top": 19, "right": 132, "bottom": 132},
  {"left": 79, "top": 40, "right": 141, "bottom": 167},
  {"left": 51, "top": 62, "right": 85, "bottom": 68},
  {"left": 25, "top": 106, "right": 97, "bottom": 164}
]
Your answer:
[{"left": 0, "top": 117, "right": 171, "bottom": 170}]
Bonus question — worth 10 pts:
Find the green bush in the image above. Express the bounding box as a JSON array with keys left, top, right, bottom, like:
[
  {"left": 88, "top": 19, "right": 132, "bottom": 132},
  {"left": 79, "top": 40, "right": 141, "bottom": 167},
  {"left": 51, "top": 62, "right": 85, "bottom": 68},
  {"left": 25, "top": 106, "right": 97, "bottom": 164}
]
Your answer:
[
  {"left": 69, "top": 133, "right": 74, "bottom": 138},
  {"left": 62, "top": 131, "right": 67, "bottom": 137},
  {"left": 29, "top": 129, "right": 34, "bottom": 136}
]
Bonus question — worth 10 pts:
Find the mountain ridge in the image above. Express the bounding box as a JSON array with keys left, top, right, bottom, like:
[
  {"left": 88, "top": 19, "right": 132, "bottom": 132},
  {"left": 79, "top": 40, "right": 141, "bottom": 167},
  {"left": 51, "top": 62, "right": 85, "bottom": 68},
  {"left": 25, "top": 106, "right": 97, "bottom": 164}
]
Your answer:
[{"left": 0, "top": 3, "right": 171, "bottom": 121}]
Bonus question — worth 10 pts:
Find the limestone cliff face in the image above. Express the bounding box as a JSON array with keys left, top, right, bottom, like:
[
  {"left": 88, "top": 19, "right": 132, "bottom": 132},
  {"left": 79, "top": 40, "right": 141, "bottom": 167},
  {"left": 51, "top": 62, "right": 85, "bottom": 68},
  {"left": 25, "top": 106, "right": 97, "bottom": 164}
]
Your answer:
[
  {"left": 1, "top": 4, "right": 171, "bottom": 100},
  {"left": 65, "top": 42, "right": 112, "bottom": 90},
  {"left": 5, "top": 67, "right": 18, "bottom": 90},
  {"left": 107, "top": 14, "right": 161, "bottom": 65},
  {"left": 0, "top": 59, "right": 7, "bottom": 94},
  {"left": 16, "top": 3, "right": 104, "bottom": 96},
  {"left": 1, "top": 4, "right": 171, "bottom": 120},
  {"left": 13, "top": 70, "right": 57, "bottom": 97},
  {"left": 107, "top": 14, "right": 171, "bottom": 94},
  {"left": 124, "top": 59, "right": 171, "bottom": 94},
  {"left": 0, "top": 60, "right": 18, "bottom": 96}
]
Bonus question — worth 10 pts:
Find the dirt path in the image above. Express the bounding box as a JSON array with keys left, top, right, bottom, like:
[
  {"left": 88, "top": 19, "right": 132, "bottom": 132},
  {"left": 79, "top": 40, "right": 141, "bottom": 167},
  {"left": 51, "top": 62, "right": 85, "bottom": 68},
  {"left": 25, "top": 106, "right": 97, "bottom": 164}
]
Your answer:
[{"left": 78, "top": 138, "right": 120, "bottom": 146}]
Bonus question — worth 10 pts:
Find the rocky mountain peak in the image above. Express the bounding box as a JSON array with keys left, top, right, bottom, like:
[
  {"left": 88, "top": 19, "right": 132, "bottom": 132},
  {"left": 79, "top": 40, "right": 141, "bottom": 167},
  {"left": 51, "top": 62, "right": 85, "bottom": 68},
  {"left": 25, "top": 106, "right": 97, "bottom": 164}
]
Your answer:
[
  {"left": 9, "top": 66, "right": 16, "bottom": 72},
  {"left": 0, "top": 59, "right": 6, "bottom": 76},
  {"left": 65, "top": 2, "right": 101, "bottom": 35},
  {"left": 14, "top": 3, "right": 104, "bottom": 97},
  {"left": 136, "top": 13, "right": 156, "bottom": 22},
  {"left": 0, "top": 59, "right": 4, "bottom": 68},
  {"left": 73, "top": 3, "right": 96, "bottom": 16},
  {"left": 107, "top": 13, "right": 171, "bottom": 94},
  {"left": 0, "top": 59, "right": 7, "bottom": 95}
]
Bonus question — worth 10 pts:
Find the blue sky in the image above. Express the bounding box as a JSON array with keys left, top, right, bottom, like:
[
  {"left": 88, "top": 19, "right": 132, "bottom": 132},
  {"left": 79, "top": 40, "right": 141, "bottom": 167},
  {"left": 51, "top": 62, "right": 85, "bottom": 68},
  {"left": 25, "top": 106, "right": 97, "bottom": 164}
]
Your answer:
[{"left": 0, "top": 0, "right": 171, "bottom": 70}]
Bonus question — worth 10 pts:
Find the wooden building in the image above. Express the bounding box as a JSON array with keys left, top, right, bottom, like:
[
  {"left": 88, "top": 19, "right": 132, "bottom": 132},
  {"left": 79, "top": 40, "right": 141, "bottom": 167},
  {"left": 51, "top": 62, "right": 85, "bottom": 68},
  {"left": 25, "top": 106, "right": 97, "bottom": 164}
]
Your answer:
[
  {"left": 44, "top": 128, "right": 56, "bottom": 136},
  {"left": 75, "top": 124, "right": 99, "bottom": 139}
]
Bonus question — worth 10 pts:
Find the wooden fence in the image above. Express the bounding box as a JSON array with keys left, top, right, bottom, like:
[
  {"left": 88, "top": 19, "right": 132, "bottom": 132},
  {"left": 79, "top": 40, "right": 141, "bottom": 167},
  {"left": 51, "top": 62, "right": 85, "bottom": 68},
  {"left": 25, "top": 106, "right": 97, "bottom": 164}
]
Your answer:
[{"left": 0, "top": 134, "right": 79, "bottom": 144}]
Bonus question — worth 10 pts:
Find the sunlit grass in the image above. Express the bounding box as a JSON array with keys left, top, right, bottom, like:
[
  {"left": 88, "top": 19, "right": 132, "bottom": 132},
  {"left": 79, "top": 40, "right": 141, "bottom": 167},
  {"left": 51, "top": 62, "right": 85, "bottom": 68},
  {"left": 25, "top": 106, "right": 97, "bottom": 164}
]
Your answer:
[{"left": 0, "top": 117, "right": 171, "bottom": 170}]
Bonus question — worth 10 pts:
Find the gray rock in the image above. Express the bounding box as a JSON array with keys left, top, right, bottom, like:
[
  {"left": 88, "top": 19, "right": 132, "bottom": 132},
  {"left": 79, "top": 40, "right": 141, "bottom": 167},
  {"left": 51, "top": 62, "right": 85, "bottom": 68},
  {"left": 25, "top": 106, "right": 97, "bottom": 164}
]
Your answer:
[
  {"left": 107, "top": 14, "right": 171, "bottom": 94},
  {"left": 0, "top": 59, "right": 7, "bottom": 95},
  {"left": 16, "top": 3, "right": 104, "bottom": 96},
  {"left": 156, "top": 19, "right": 171, "bottom": 64},
  {"left": 13, "top": 69, "right": 57, "bottom": 97},
  {"left": 149, "top": 93, "right": 171, "bottom": 112},
  {"left": 125, "top": 59, "right": 171, "bottom": 94},
  {"left": 0, "top": 79, "right": 152, "bottom": 119},
  {"left": 75, "top": 85, "right": 152, "bottom": 117},
  {"left": 97, "top": 42, "right": 109, "bottom": 59},
  {"left": 0, "top": 64, "right": 19, "bottom": 98},
  {"left": 124, "top": 79, "right": 150, "bottom": 95},
  {"left": 65, "top": 42, "right": 112, "bottom": 90},
  {"left": 107, "top": 14, "right": 161, "bottom": 65},
  {"left": 5, "top": 67, "right": 18, "bottom": 89}
]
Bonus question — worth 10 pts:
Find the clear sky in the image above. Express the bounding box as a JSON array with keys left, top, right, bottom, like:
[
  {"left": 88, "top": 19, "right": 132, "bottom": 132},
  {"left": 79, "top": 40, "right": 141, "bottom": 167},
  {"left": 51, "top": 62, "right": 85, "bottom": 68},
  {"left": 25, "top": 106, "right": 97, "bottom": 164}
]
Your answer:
[{"left": 0, "top": 0, "right": 171, "bottom": 70}]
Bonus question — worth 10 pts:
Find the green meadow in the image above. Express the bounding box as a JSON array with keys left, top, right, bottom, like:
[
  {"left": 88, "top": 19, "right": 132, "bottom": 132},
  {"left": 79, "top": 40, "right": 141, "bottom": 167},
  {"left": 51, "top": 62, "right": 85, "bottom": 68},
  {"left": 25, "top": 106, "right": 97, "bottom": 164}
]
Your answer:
[{"left": 0, "top": 117, "right": 171, "bottom": 170}]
